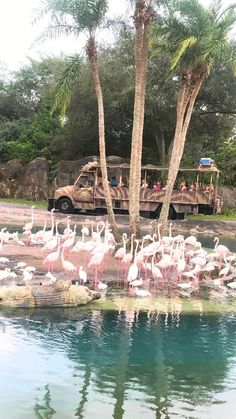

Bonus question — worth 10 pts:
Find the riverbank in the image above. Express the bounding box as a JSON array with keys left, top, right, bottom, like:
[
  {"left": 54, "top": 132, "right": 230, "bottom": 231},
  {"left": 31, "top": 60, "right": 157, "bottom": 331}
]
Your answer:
[{"left": 0, "top": 201, "right": 236, "bottom": 238}]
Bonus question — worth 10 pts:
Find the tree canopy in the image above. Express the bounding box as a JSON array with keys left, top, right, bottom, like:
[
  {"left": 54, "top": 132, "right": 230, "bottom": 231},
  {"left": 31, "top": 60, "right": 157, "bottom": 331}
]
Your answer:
[{"left": 0, "top": 3, "right": 235, "bottom": 185}]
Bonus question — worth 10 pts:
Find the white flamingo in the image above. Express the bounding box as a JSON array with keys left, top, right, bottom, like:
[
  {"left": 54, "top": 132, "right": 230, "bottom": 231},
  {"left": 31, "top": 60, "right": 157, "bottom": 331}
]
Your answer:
[
  {"left": 23, "top": 206, "right": 36, "bottom": 233},
  {"left": 79, "top": 266, "right": 87, "bottom": 284}
]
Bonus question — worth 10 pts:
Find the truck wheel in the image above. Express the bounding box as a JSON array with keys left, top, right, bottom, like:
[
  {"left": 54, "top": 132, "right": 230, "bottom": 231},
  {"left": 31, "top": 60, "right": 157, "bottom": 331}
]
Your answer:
[
  {"left": 57, "top": 197, "right": 73, "bottom": 214},
  {"left": 155, "top": 204, "right": 177, "bottom": 220}
]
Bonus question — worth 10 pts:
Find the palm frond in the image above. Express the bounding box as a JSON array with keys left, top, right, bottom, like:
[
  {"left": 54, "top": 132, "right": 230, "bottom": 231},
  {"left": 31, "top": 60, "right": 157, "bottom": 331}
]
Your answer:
[
  {"left": 170, "top": 36, "right": 198, "bottom": 71},
  {"left": 52, "top": 55, "right": 83, "bottom": 122},
  {"left": 32, "top": 23, "right": 79, "bottom": 48}
]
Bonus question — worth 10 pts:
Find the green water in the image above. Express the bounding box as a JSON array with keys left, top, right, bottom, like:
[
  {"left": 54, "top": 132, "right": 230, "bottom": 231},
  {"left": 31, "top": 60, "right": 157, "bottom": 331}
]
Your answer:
[{"left": 1, "top": 308, "right": 236, "bottom": 418}]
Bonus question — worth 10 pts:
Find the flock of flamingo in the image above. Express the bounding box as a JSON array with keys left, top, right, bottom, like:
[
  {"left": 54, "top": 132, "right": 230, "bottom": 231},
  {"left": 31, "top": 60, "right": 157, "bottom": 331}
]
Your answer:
[{"left": 0, "top": 206, "right": 236, "bottom": 298}]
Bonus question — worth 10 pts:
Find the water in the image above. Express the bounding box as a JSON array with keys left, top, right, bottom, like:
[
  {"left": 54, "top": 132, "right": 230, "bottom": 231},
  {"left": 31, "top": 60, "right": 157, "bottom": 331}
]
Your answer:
[{"left": 1, "top": 308, "right": 236, "bottom": 418}]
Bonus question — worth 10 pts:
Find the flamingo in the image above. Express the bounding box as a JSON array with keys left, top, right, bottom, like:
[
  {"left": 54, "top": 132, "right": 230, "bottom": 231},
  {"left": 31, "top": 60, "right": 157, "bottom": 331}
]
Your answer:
[
  {"left": 23, "top": 205, "right": 35, "bottom": 233},
  {"left": 42, "top": 246, "right": 61, "bottom": 272},
  {"left": 34, "top": 218, "right": 47, "bottom": 241},
  {"left": 14, "top": 261, "right": 27, "bottom": 270},
  {"left": 227, "top": 282, "right": 236, "bottom": 289},
  {"left": 115, "top": 233, "right": 127, "bottom": 275},
  {"left": 127, "top": 240, "right": 139, "bottom": 283},
  {"left": 62, "top": 224, "right": 77, "bottom": 254},
  {"left": 219, "top": 256, "right": 231, "bottom": 279},
  {"left": 41, "top": 209, "right": 55, "bottom": 243},
  {"left": 185, "top": 235, "right": 197, "bottom": 246},
  {"left": 97, "top": 281, "right": 108, "bottom": 291},
  {"left": 134, "top": 288, "right": 151, "bottom": 297},
  {"left": 61, "top": 246, "right": 77, "bottom": 278},
  {"left": 151, "top": 254, "right": 163, "bottom": 286},
  {"left": 63, "top": 216, "right": 72, "bottom": 236},
  {"left": 214, "top": 237, "right": 230, "bottom": 271},
  {"left": 129, "top": 278, "right": 143, "bottom": 287},
  {"left": 121, "top": 234, "right": 135, "bottom": 276},
  {"left": 88, "top": 251, "right": 105, "bottom": 285},
  {"left": 22, "top": 269, "right": 33, "bottom": 285},
  {"left": 91, "top": 221, "right": 105, "bottom": 242},
  {"left": 0, "top": 268, "right": 12, "bottom": 281},
  {"left": 78, "top": 266, "right": 87, "bottom": 284}
]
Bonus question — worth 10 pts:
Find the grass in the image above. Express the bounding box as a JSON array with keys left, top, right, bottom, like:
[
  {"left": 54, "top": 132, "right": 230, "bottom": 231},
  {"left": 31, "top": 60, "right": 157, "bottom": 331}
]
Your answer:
[
  {"left": 0, "top": 198, "right": 47, "bottom": 209},
  {"left": 187, "top": 212, "right": 236, "bottom": 221}
]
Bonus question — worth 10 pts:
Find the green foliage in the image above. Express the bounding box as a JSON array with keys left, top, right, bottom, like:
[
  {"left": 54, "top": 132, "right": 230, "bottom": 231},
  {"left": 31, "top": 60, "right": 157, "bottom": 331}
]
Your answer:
[
  {"left": 37, "top": 0, "right": 108, "bottom": 42},
  {"left": 154, "top": 0, "right": 236, "bottom": 75}
]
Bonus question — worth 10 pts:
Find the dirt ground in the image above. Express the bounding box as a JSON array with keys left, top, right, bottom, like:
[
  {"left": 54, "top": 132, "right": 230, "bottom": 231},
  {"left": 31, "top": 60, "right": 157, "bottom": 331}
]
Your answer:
[{"left": 0, "top": 201, "right": 236, "bottom": 238}]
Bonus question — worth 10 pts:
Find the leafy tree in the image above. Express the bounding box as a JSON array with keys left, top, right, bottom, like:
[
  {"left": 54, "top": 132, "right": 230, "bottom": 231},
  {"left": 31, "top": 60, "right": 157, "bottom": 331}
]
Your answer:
[
  {"left": 152, "top": 0, "right": 236, "bottom": 226},
  {"left": 39, "top": 0, "right": 119, "bottom": 236}
]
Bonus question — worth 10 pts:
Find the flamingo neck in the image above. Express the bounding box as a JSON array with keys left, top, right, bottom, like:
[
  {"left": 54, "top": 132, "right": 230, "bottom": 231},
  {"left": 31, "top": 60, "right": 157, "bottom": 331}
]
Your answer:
[{"left": 214, "top": 237, "right": 219, "bottom": 250}]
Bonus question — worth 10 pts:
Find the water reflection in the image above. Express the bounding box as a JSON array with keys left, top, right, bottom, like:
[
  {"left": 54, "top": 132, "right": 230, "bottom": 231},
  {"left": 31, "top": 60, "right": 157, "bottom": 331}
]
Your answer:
[
  {"left": 0, "top": 309, "right": 236, "bottom": 418},
  {"left": 34, "top": 384, "right": 56, "bottom": 419}
]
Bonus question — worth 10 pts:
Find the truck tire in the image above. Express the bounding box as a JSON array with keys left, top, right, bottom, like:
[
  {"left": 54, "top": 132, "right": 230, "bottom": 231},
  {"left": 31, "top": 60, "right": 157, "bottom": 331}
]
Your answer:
[
  {"left": 155, "top": 204, "right": 177, "bottom": 220},
  {"left": 57, "top": 197, "right": 73, "bottom": 214}
]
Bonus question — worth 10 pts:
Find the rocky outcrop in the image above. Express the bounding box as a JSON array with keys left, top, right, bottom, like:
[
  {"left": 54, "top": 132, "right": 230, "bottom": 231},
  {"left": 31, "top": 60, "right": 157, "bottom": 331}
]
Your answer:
[
  {"left": 0, "top": 280, "right": 100, "bottom": 308},
  {"left": 219, "top": 186, "right": 236, "bottom": 209},
  {"left": 56, "top": 155, "right": 128, "bottom": 187},
  {"left": 14, "top": 157, "right": 49, "bottom": 200}
]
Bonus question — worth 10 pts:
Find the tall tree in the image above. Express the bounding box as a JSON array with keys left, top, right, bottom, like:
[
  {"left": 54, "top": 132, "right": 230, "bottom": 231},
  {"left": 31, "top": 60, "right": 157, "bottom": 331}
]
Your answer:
[
  {"left": 37, "top": 0, "right": 119, "bottom": 237},
  {"left": 154, "top": 0, "right": 236, "bottom": 227},
  {"left": 129, "top": 0, "right": 155, "bottom": 235}
]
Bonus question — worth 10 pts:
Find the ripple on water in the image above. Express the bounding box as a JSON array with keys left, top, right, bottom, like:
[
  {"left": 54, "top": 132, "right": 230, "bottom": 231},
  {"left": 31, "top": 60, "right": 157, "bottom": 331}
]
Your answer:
[{"left": 0, "top": 310, "right": 236, "bottom": 418}]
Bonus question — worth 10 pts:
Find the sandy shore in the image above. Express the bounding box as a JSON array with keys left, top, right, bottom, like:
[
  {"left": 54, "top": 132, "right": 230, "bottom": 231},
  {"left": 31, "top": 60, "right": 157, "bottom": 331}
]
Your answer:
[{"left": 0, "top": 201, "right": 235, "bottom": 238}]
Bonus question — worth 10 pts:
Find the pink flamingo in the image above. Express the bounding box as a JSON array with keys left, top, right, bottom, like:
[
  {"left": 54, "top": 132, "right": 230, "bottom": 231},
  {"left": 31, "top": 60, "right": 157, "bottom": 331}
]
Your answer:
[
  {"left": 42, "top": 245, "right": 61, "bottom": 272},
  {"left": 151, "top": 254, "right": 163, "bottom": 286},
  {"left": 214, "top": 237, "right": 230, "bottom": 271},
  {"left": 121, "top": 234, "right": 135, "bottom": 277},
  {"left": 61, "top": 246, "right": 77, "bottom": 279},
  {"left": 88, "top": 251, "right": 105, "bottom": 285},
  {"left": 115, "top": 233, "right": 127, "bottom": 274}
]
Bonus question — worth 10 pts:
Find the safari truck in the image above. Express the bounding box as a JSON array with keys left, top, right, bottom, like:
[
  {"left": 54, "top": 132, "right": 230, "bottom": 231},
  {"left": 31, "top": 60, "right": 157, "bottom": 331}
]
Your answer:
[{"left": 48, "top": 159, "right": 221, "bottom": 219}]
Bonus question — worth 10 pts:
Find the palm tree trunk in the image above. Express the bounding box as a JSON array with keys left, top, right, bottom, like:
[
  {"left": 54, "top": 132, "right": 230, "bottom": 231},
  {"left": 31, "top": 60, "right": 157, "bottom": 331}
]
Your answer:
[
  {"left": 129, "top": 0, "right": 146, "bottom": 236},
  {"left": 87, "top": 38, "right": 119, "bottom": 239},
  {"left": 159, "top": 74, "right": 205, "bottom": 228},
  {"left": 129, "top": 1, "right": 153, "bottom": 235},
  {"left": 135, "top": 21, "right": 149, "bottom": 210}
]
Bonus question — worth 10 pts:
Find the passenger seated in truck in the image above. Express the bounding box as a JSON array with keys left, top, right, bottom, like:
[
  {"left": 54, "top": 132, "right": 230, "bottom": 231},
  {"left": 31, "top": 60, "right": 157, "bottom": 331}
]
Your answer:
[
  {"left": 111, "top": 176, "right": 118, "bottom": 187},
  {"left": 180, "top": 180, "right": 187, "bottom": 191},
  {"left": 189, "top": 183, "right": 196, "bottom": 192},
  {"left": 141, "top": 179, "right": 148, "bottom": 188},
  {"left": 153, "top": 181, "right": 161, "bottom": 191}
]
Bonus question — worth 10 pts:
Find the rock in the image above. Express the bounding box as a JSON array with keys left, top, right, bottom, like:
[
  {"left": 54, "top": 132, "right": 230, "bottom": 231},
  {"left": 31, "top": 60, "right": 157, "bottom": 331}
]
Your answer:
[
  {"left": 219, "top": 186, "right": 236, "bottom": 209},
  {"left": 0, "top": 280, "right": 100, "bottom": 308},
  {"left": 0, "top": 180, "right": 12, "bottom": 198},
  {"left": 14, "top": 157, "right": 49, "bottom": 200},
  {"left": 56, "top": 155, "right": 129, "bottom": 188}
]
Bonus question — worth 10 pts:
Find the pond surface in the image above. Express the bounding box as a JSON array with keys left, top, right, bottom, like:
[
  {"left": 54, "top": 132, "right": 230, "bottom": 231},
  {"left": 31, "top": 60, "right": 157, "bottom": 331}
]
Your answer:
[{"left": 1, "top": 308, "right": 236, "bottom": 419}]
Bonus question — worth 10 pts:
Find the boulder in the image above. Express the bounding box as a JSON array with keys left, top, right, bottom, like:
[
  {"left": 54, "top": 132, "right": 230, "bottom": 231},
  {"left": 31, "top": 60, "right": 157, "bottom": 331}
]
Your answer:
[
  {"left": 0, "top": 280, "right": 100, "bottom": 308},
  {"left": 14, "top": 157, "right": 49, "bottom": 200},
  {"left": 219, "top": 186, "right": 236, "bottom": 209},
  {"left": 56, "top": 155, "right": 129, "bottom": 188}
]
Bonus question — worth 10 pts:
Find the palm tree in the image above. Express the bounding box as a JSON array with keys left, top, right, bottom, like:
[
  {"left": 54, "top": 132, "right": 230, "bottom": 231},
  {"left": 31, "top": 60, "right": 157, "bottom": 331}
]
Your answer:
[
  {"left": 129, "top": 0, "right": 155, "bottom": 235},
  {"left": 36, "top": 0, "right": 119, "bottom": 237},
  {"left": 154, "top": 0, "right": 236, "bottom": 227}
]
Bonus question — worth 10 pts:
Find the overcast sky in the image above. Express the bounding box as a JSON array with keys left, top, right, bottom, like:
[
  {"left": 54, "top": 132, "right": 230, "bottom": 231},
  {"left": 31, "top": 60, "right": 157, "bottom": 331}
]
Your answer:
[{"left": 0, "top": 0, "right": 234, "bottom": 72}]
